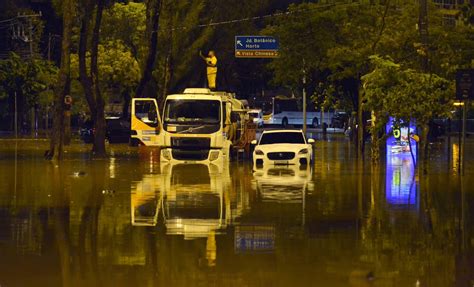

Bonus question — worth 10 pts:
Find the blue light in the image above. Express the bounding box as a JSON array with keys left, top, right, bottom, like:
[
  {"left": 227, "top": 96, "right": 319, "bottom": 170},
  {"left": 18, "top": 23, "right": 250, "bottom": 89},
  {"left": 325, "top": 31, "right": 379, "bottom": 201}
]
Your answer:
[{"left": 385, "top": 118, "right": 417, "bottom": 205}]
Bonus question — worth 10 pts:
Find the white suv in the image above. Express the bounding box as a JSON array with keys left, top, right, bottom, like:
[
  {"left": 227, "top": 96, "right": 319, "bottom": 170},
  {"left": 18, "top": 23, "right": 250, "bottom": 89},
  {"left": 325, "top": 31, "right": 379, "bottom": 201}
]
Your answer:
[{"left": 252, "top": 129, "right": 314, "bottom": 167}]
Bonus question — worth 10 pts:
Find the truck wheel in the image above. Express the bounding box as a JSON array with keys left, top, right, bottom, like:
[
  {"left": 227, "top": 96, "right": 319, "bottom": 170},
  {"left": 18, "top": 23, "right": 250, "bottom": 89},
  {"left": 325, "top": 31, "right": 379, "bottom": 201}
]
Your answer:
[
  {"left": 282, "top": 118, "right": 288, "bottom": 128},
  {"left": 312, "top": 118, "right": 319, "bottom": 128}
]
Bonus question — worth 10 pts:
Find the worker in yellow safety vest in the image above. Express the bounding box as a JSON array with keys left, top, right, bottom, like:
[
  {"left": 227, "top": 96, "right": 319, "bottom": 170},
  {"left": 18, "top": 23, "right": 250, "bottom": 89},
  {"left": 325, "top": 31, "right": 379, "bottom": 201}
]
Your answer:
[{"left": 200, "top": 50, "right": 217, "bottom": 90}]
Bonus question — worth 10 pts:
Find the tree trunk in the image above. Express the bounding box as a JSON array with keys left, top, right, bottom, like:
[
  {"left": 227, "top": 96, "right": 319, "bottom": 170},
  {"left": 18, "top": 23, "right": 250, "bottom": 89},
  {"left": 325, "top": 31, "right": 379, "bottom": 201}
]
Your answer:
[
  {"left": 162, "top": 50, "right": 173, "bottom": 99},
  {"left": 419, "top": 123, "right": 430, "bottom": 175},
  {"left": 91, "top": 0, "right": 106, "bottom": 157},
  {"left": 122, "top": 89, "right": 131, "bottom": 118},
  {"left": 46, "top": 0, "right": 73, "bottom": 160},
  {"left": 370, "top": 111, "right": 380, "bottom": 163},
  {"left": 79, "top": 0, "right": 107, "bottom": 157},
  {"left": 30, "top": 106, "right": 35, "bottom": 137},
  {"left": 136, "top": 0, "right": 163, "bottom": 98},
  {"left": 64, "top": 110, "right": 71, "bottom": 145},
  {"left": 79, "top": 0, "right": 96, "bottom": 118},
  {"left": 161, "top": 1, "right": 173, "bottom": 99},
  {"left": 357, "top": 87, "right": 365, "bottom": 158}
]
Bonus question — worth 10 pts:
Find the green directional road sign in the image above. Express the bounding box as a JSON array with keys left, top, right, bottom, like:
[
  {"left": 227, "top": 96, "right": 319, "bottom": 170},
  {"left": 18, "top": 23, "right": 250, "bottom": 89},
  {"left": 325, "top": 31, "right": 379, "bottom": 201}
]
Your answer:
[{"left": 235, "top": 36, "right": 279, "bottom": 58}]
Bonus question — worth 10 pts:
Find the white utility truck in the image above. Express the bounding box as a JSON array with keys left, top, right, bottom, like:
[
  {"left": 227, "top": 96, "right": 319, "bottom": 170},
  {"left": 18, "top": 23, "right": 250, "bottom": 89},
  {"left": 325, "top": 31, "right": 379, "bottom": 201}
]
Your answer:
[{"left": 131, "top": 88, "right": 252, "bottom": 163}]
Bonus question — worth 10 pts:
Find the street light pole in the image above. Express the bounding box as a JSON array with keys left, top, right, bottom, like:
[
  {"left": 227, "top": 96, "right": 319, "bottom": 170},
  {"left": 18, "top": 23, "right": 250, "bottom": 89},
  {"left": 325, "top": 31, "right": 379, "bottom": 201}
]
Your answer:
[
  {"left": 14, "top": 91, "right": 18, "bottom": 139},
  {"left": 419, "top": 0, "right": 429, "bottom": 71},
  {"left": 461, "top": 100, "right": 468, "bottom": 175},
  {"left": 302, "top": 59, "right": 307, "bottom": 134}
]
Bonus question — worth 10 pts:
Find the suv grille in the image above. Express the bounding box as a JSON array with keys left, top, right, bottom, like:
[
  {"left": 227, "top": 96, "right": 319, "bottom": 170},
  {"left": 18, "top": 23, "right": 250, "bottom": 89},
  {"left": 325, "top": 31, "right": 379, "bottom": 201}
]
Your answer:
[{"left": 267, "top": 152, "right": 295, "bottom": 160}]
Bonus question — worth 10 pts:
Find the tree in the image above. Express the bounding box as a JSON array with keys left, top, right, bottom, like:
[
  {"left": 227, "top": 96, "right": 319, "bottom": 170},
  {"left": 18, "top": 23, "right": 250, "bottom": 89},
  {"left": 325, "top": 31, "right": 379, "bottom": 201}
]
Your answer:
[
  {"left": 101, "top": 2, "right": 147, "bottom": 61},
  {"left": 78, "top": 0, "right": 107, "bottom": 157},
  {"left": 0, "top": 53, "right": 58, "bottom": 133},
  {"left": 136, "top": 0, "right": 163, "bottom": 98},
  {"left": 264, "top": 3, "right": 339, "bottom": 93},
  {"left": 46, "top": 0, "right": 74, "bottom": 160},
  {"left": 362, "top": 55, "right": 453, "bottom": 165},
  {"left": 70, "top": 40, "right": 141, "bottom": 118}
]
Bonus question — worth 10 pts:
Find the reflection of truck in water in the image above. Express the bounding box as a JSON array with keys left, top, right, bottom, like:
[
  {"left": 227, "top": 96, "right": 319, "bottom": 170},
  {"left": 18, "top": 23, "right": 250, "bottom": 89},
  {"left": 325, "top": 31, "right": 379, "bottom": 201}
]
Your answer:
[
  {"left": 130, "top": 162, "right": 238, "bottom": 267},
  {"left": 130, "top": 162, "right": 246, "bottom": 236},
  {"left": 131, "top": 88, "right": 253, "bottom": 163}
]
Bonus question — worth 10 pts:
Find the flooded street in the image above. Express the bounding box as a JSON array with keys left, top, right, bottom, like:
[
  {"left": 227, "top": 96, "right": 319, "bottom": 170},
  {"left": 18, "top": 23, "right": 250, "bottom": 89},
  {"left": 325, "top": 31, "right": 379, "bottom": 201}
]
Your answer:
[{"left": 1, "top": 136, "right": 474, "bottom": 287}]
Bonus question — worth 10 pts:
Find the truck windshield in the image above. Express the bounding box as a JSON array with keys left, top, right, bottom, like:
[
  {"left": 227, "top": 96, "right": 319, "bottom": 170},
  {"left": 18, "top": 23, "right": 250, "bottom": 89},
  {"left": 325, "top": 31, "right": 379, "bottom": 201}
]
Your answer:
[
  {"left": 164, "top": 99, "right": 220, "bottom": 124},
  {"left": 259, "top": 132, "right": 306, "bottom": 145}
]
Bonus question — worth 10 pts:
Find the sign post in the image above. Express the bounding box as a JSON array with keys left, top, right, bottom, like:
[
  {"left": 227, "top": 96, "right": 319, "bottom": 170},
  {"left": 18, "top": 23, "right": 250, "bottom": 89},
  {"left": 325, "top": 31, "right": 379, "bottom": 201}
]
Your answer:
[
  {"left": 235, "top": 36, "right": 279, "bottom": 58},
  {"left": 456, "top": 69, "right": 473, "bottom": 175}
]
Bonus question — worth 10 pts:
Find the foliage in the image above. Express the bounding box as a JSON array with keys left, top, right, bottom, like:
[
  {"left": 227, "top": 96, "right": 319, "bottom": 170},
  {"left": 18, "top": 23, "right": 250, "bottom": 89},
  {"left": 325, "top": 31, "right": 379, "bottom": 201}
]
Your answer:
[
  {"left": 362, "top": 55, "right": 453, "bottom": 161},
  {"left": 70, "top": 40, "right": 140, "bottom": 114},
  {"left": 71, "top": 40, "right": 141, "bottom": 91},
  {"left": 264, "top": 3, "right": 340, "bottom": 92},
  {"left": 362, "top": 55, "right": 453, "bottom": 126},
  {"left": 101, "top": 2, "right": 147, "bottom": 60},
  {"left": 265, "top": 1, "right": 472, "bottom": 112},
  {"left": 0, "top": 52, "right": 58, "bottom": 107}
]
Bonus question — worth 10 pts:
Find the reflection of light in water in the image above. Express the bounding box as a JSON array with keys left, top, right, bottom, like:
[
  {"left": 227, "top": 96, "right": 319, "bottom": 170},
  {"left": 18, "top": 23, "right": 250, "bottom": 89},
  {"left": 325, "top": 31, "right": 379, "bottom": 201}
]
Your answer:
[
  {"left": 386, "top": 155, "right": 416, "bottom": 205},
  {"left": 149, "top": 151, "right": 155, "bottom": 173},
  {"left": 130, "top": 175, "right": 162, "bottom": 226},
  {"left": 453, "top": 143, "right": 459, "bottom": 173},
  {"left": 234, "top": 225, "right": 275, "bottom": 253},
  {"left": 109, "top": 157, "right": 116, "bottom": 178},
  {"left": 206, "top": 231, "right": 217, "bottom": 267},
  {"left": 385, "top": 118, "right": 417, "bottom": 206}
]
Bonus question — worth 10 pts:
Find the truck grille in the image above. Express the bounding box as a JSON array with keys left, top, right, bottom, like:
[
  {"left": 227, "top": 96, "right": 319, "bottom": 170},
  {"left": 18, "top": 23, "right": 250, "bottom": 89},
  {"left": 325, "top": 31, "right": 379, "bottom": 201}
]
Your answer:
[
  {"left": 172, "top": 137, "right": 210, "bottom": 149},
  {"left": 171, "top": 137, "right": 211, "bottom": 160},
  {"left": 267, "top": 152, "right": 295, "bottom": 160}
]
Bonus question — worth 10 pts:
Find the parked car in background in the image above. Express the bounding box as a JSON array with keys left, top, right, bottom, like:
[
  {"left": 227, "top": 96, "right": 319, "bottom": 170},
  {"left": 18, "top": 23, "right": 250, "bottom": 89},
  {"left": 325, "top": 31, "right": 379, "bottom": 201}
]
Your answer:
[
  {"left": 247, "top": 109, "right": 264, "bottom": 127},
  {"left": 330, "top": 111, "right": 349, "bottom": 129},
  {"left": 252, "top": 129, "right": 314, "bottom": 168},
  {"left": 79, "top": 116, "right": 131, "bottom": 144}
]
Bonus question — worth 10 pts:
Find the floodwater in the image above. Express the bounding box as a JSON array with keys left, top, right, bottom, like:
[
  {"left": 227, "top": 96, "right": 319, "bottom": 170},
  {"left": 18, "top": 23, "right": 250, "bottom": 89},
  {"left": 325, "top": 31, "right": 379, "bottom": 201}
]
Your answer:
[{"left": 1, "top": 135, "right": 474, "bottom": 287}]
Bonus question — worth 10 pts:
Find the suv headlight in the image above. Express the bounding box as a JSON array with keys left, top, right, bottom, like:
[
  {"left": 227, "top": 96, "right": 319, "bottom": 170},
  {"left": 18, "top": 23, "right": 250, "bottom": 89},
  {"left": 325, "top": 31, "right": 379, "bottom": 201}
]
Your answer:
[
  {"left": 255, "top": 149, "right": 264, "bottom": 155},
  {"left": 298, "top": 148, "right": 309, "bottom": 155}
]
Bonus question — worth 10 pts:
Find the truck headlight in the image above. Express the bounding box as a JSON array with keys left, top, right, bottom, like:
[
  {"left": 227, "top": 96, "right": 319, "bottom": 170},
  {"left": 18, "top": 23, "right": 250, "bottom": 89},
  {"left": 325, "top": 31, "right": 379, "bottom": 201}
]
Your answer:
[
  {"left": 255, "top": 149, "right": 264, "bottom": 155},
  {"left": 162, "top": 149, "right": 171, "bottom": 160},
  {"left": 209, "top": 151, "right": 220, "bottom": 161},
  {"left": 298, "top": 148, "right": 309, "bottom": 155}
]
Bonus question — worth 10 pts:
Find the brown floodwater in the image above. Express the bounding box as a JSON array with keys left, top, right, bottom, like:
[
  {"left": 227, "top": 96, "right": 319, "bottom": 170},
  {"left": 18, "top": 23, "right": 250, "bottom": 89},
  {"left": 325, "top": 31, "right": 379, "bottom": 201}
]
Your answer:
[{"left": 0, "top": 135, "right": 474, "bottom": 287}]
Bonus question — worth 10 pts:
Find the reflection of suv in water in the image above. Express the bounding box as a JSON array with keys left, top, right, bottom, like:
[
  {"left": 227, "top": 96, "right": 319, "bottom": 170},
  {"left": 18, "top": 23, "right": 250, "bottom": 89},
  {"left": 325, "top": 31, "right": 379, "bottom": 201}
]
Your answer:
[{"left": 79, "top": 117, "right": 131, "bottom": 143}]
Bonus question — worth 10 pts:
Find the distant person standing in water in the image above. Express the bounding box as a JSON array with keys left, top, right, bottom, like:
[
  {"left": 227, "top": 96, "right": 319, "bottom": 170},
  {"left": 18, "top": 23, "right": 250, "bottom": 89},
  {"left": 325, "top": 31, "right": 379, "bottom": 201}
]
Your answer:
[{"left": 200, "top": 50, "right": 217, "bottom": 90}]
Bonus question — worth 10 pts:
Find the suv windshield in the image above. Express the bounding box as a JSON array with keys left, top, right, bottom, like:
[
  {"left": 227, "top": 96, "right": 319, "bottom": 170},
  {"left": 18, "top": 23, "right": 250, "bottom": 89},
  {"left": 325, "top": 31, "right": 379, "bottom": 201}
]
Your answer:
[
  {"left": 164, "top": 99, "right": 220, "bottom": 124},
  {"left": 259, "top": 132, "right": 306, "bottom": 145}
]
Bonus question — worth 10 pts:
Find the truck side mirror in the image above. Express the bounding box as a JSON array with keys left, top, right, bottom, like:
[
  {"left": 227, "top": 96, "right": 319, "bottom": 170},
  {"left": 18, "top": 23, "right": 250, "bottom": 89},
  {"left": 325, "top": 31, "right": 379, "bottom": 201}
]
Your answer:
[
  {"left": 230, "top": 112, "right": 239, "bottom": 123},
  {"left": 148, "top": 110, "right": 157, "bottom": 123}
]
